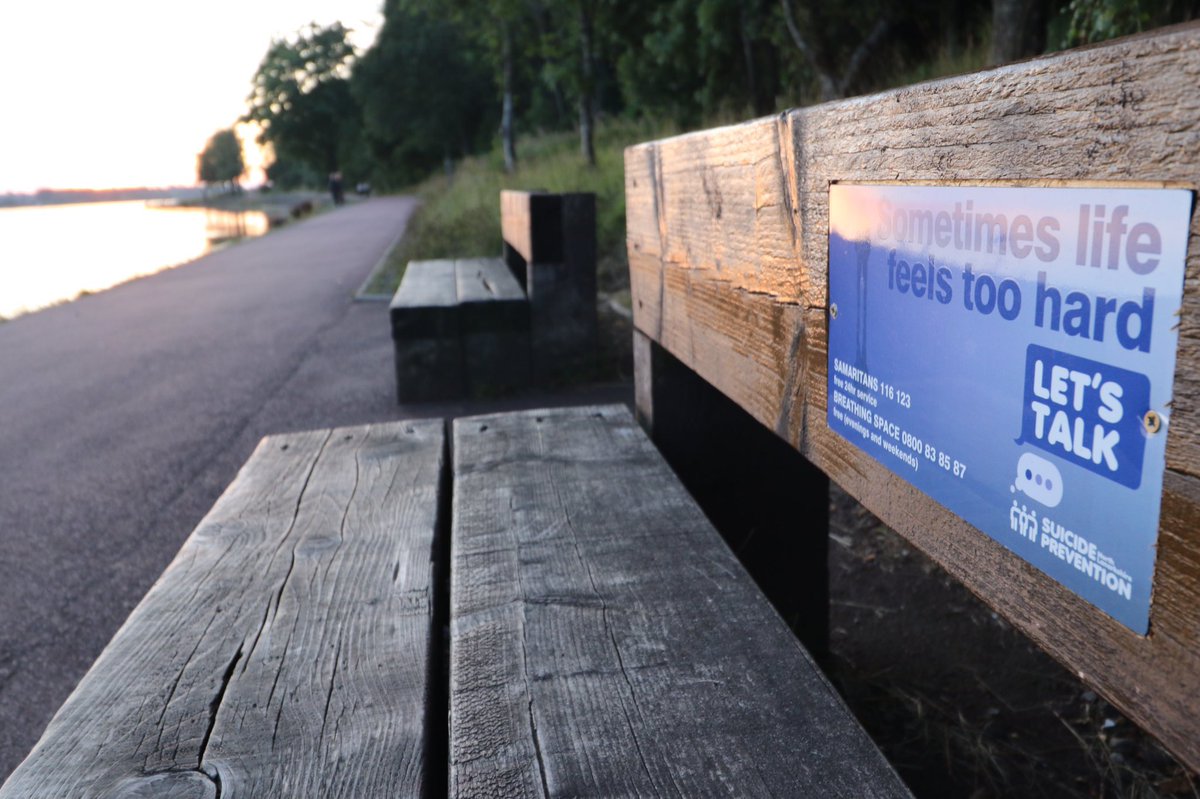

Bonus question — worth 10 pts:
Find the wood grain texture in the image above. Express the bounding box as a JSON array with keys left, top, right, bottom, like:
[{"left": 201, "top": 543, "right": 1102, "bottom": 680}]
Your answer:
[
  {"left": 0, "top": 422, "right": 444, "bottom": 799},
  {"left": 456, "top": 258, "right": 531, "bottom": 395},
  {"left": 391, "top": 260, "right": 465, "bottom": 402},
  {"left": 501, "top": 191, "right": 562, "bottom": 266},
  {"left": 500, "top": 190, "right": 599, "bottom": 382},
  {"left": 525, "top": 194, "right": 598, "bottom": 383},
  {"left": 456, "top": 257, "right": 526, "bottom": 304},
  {"left": 625, "top": 25, "right": 1200, "bottom": 772},
  {"left": 449, "top": 405, "right": 911, "bottom": 798},
  {"left": 391, "top": 259, "right": 459, "bottom": 315}
]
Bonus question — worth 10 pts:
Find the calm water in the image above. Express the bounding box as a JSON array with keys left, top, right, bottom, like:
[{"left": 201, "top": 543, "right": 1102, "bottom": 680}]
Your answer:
[{"left": 0, "top": 201, "right": 269, "bottom": 320}]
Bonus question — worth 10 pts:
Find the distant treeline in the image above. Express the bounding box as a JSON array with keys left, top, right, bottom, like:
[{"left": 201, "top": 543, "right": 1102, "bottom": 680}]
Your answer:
[
  {"left": 243, "top": 0, "right": 1200, "bottom": 191},
  {"left": 0, "top": 187, "right": 205, "bottom": 209}
]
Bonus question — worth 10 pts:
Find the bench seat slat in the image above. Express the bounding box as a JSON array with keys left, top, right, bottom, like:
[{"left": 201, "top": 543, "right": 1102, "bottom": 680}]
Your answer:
[
  {"left": 390, "top": 258, "right": 458, "bottom": 311},
  {"left": 0, "top": 422, "right": 443, "bottom": 799},
  {"left": 455, "top": 258, "right": 531, "bottom": 395},
  {"left": 391, "top": 260, "right": 465, "bottom": 400},
  {"left": 455, "top": 257, "right": 525, "bottom": 304},
  {"left": 450, "top": 405, "right": 911, "bottom": 798}
]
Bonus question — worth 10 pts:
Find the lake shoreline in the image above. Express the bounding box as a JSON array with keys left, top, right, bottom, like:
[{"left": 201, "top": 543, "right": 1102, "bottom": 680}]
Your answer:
[
  {"left": 170, "top": 190, "right": 341, "bottom": 227},
  {"left": 0, "top": 200, "right": 272, "bottom": 321}
]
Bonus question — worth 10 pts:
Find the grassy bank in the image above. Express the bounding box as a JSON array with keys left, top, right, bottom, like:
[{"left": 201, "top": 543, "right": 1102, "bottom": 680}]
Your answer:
[{"left": 363, "top": 118, "right": 675, "bottom": 298}]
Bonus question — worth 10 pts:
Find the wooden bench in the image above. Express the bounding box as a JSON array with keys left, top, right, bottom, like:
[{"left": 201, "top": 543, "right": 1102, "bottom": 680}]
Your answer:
[
  {"left": 0, "top": 422, "right": 446, "bottom": 797},
  {"left": 390, "top": 191, "right": 597, "bottom": 402},
  {"left": 624, "top": 24, "right": 1200, "bottom": 775},
  {"left": 390, "top": 258, "right": 530, "bottom": 400},
  {"left": 1, "top": 406, "right": 912, "bottom": 797}
]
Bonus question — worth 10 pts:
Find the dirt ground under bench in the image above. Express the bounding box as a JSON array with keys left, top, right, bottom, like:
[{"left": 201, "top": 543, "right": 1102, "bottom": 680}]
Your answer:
[{"left": 826, "top": 485, "right": 1197, "bottom": 799}]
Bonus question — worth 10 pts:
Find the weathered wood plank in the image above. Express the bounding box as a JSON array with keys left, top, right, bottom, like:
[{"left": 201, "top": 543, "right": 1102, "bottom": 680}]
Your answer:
[
  {"left": 455, "top": 257, "right": 525, "bottom": 304},
  {"left": 625, "top": 25, "right": 1200, "bottom": 772},
  {"left": 628, "top": 26, "right": 1200, "bottom": 468},
  {"left": 391, "top": 259, "right": 464, "bottom": 402},
  {"left": 501, "top": 191, "right": 562, "bottom": 267},
  {"left": 449, "top": 405, "right": 911, "bottom": 798},
  {"left": 456, "top": 257, "right": 531, "bottom": 395},
  {"left": 525, "top": 195, "right": 598, "bottom": 383},
  {"left": 500, "top": 191, "right": 599, "bottom": 382},
  {"left": 391, "top": 259, "right": 459, "bottom": 317},
  {"left": 0, "top": 421, "right": 444, "bottom": 798}
]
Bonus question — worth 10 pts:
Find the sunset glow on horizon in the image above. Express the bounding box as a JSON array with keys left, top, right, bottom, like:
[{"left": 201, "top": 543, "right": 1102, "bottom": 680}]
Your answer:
[{"left": 0, "top": 0, "right": 382, "bottom": 194}]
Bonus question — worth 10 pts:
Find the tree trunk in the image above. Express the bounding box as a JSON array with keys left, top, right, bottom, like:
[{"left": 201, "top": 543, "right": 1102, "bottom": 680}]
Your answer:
[
  {"left": 577, "top": 0, "right": 596, "bottom": 167},
  {"left": 739, "top": 6, "right": 760, "bottom": 114},
  {"left": 501, "top": 25, "right": 517, "bottom": 173},
  {"left": 780, "top": 0, "right": 888, "bottom": 101},
  {"left": 839, "top": 17, "right": 889, "bottom": 97},
  {"left": 779, "top": 0, "right": 838, "bottom": 100},
  {"left": 990, "top": 0, "right": 1047, "bottom": 65}
]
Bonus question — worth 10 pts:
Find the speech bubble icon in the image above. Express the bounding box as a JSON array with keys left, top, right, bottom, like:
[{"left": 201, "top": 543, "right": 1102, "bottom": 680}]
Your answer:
[{"left": 1014, "top": 452, "right": 1063, "bottom": 508}]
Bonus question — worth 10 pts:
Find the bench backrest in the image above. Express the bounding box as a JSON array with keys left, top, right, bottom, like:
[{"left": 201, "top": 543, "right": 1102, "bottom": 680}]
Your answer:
[
  {"left": 625, "top": 24, "right": 1200, "bottom": 773},
  {"left": 500, "top": 190, "right": 598, "bottom": 381}
]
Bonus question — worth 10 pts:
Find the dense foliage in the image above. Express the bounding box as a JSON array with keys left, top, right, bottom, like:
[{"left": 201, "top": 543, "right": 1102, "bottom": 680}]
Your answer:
[
  {"left": 353, "top": 0, "right": 494, "bottom": 184},
  {"left": 232, "top": 0, "right": 1198, "bottom": 190},
  {"left": 242, "top": 23, "right": 360, "bottom": 188}
]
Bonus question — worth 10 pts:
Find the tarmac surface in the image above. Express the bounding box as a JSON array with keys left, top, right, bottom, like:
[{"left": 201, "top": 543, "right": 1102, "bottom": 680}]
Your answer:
[{"left": 0, "top": 197, "right": 630, "bottom": 779}]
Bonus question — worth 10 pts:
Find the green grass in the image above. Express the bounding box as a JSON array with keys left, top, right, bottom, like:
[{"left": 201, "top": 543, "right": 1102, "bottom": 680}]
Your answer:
[
  {"left": 363, "top": 117, "right": 676, "bottom": 297},
  {"left": 878, "top": 32, "right": 992, "bottom": 93},
  {"left": 362, "top": 38, "right": 995, "bottom": 302}
]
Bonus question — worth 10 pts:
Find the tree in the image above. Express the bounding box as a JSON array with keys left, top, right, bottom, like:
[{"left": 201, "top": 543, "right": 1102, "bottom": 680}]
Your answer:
[
  {"left": 610, "top": 0, "right": 783, "bottom": 124},
  {"left": 1057, "top": 0, "right": 1199, "bottom": 49},
  {"left": 780, "top": 0, "right": 890, "bottom": 101},
  {"left": 449, "top": 0, "right": 534, "bottom": 172},
  {"left": 776, "top": 0, "right": 993, "bottom": 102},
  {"left": 353, "top": 0, "right": 493, "bottom": 186},
  {"left": 196, "top": 128, "right": 244, "bottom": 193},
  {"left": 534, "top": 0, "right": 603, "bottom": 166},
  {"left": 991, "top": 0, "right": 1049, "bottom": 63},
  {"left": 243, "top": 22, "right": 361, "bottom": 181},
  {"left": 610, "top": 0, "right": 707, "bottom": 124},
  {"left": 264, "top": 156, "right": 320, "bottom": 191}
]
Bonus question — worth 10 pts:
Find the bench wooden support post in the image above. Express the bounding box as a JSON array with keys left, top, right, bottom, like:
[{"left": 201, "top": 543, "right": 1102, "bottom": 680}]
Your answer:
[
  {"left": 501, "top": 190, "right": 598, "bottom": 383},
  {"left": 636, "top": 329, "right": 831, "bottom": 657}
]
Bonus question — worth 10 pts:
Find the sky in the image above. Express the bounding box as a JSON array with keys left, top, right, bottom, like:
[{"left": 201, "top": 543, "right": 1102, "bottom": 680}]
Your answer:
[{"left": 0, "top": 0, "right": 383, "bottom": 194}]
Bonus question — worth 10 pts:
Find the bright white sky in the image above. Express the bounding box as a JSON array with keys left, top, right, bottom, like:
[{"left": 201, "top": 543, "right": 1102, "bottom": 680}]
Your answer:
[{"left": 0, "top": 0, "right": 383, "bottom": 193}]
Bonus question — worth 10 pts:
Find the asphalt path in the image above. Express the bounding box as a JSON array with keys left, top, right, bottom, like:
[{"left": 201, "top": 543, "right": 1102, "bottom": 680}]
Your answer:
[{"left": 0, "top": 197, "right": 629, "bottom": 778}]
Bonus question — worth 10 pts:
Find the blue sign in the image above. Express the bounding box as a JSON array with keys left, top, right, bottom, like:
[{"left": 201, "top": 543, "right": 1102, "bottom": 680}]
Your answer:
[{"left": 827, "top": 184, "right": 1192, "bottom": 633}]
